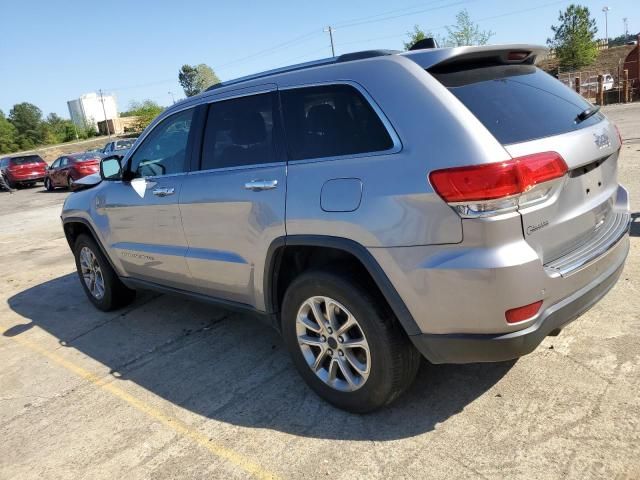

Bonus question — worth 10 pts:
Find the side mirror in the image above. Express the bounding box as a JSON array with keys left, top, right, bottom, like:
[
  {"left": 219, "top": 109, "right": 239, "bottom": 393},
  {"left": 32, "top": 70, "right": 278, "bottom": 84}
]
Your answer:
[{"left": 100, "top": 155, "right": 123, "bottom": 180}]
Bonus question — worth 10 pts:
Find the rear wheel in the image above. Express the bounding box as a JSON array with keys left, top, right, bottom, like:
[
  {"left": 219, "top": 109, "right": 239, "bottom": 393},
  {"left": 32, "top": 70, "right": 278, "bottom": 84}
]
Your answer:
[
  {"left": 67, "top": 176, "right": 73, "bottom": 189},
  {"left": 281, "top": 270, "right": 420, "bottom": 413},
  {"left": 73, "top": 234, "right": 136, "bottom": 311}
]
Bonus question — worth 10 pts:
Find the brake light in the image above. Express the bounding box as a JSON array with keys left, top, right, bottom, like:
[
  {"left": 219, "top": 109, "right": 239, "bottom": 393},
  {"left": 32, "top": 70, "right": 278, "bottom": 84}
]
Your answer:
[
  {"left": 507, "top": 51, "right": 529, "bottom": 61},
  {"left": 505, "top": 300, "right": 543, "bottom": 324},
  {"left": 429, "top": 152, "right": 568, "bottom": 217}
]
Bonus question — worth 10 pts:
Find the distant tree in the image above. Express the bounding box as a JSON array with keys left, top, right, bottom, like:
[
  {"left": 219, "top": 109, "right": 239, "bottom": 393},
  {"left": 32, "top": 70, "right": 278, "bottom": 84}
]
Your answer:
[
  {"left": 403, "top": 25, "right": 446, "bottom": 50},
  {"left": 446, "top": 9, "right": 493, "bottom": 46},
  {"left": 547, "top": 5, "right": 598, "bottom": 70},
  {"left": 0, "top": 110, "right": 19, "bottom": 154},
  {"left": 124, "top": 100, "right": 164, "bottom": 130},
  {"left": 608, "top": 33, "right": 633, "bottom": 47},
  {"left": 43, "top": 113, "right": 76, "bottom": 143},
  {"left": 179, "top": 63, "right": 220, "bottom": 97},
  {"left": 9, "top": 102, "right": 44, "bottom": 147}
]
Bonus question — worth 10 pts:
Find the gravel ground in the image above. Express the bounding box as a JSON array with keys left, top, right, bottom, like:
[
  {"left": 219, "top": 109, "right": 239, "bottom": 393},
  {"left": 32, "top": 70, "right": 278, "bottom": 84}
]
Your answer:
[{"left": 0, "top": 103, "right": 639, "bottom": 480}]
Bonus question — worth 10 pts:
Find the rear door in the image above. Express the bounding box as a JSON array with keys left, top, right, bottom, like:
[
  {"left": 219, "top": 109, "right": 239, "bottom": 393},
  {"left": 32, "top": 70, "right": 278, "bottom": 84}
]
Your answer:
[
  {"left": 179, "top": 86, "right": 286, "bottom": 309},
  {"left": 97, "top": 107, "right": 197, "bottom": 288},
  {"left": 433, "top": 63, "right": 622, "bottom": 264}
]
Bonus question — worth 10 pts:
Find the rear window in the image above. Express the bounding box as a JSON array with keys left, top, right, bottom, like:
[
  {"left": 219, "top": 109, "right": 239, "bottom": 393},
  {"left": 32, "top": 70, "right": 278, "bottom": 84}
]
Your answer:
[
  {"left": 432, "top": 65, "right": 603, "bottom": 145},
  {"left": 10, "top": 155, "right": 45, "bottom": 165}
]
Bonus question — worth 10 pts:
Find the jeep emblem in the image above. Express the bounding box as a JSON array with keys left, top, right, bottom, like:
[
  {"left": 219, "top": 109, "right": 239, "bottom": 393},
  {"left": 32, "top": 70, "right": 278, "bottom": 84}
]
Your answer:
[{"left": 593, "top": 132, "right": 610, "bottom": 149}]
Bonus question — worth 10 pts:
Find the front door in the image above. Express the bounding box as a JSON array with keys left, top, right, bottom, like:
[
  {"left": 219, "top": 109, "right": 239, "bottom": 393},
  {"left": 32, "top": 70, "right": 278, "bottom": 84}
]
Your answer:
[
  {"left": 179, "top": 88, "right": 286, "bottom": 310},
  {"left": 97, "top": 107, "right": 197, "bottom": 289}
]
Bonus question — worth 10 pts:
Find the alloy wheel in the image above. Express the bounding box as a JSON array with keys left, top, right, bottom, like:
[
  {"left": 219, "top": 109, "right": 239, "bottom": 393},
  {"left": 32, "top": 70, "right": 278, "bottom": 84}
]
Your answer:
[
  {"left": 79, "top": 246, "right": 105, "bottom": 300},
  {"left": 296, "top": 296, "right": 371, "bottom": 392}
]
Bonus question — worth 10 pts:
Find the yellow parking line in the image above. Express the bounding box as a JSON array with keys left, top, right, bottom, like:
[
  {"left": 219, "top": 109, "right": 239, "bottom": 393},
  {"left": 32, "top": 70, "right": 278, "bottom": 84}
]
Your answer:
[{"left": 9, "top": 333, "right": 280, "bottom": 480}]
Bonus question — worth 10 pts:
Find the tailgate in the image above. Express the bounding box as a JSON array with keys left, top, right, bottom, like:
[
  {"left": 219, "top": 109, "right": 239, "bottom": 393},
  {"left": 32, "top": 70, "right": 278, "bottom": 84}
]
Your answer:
[
  {"left": 506, "top": 121, "right": 621, "bottom": 264},
  {"left": 427, "top": 55, "right": 624, "bottom": 265}
]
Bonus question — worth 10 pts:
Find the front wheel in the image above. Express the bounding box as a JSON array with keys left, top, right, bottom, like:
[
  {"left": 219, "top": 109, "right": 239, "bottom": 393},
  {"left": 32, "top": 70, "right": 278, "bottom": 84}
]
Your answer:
[
  {"left": 44, "top": 177, "right": 54, "bottom": 191},
  {"left": 73, "top": 234, "right": 136, "bottom": 311},
  {"left": 281, "top": 270, "right": 420, "bottom": 413}
]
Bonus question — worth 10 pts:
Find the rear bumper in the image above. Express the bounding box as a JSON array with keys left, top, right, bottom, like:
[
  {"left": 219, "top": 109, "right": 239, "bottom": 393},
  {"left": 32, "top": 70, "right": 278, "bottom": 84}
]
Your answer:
[
  {"left": 410, "top": 237, "right": 628, "bottom": 364},
  {"left": 8, "top": 172, "right": 45, "bottom": 182}
]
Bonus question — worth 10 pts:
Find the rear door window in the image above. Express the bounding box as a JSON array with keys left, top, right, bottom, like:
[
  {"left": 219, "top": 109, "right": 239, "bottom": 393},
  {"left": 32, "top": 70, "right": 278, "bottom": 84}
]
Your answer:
[
  {"left": 432, "top": 65, "right": 603, "bottom": 145},
  {"left": 280, "top": 84, "right": 394, "bottom": 161},
  {"left": 200, "top": 93, "right": 275, "bottom": 170}
]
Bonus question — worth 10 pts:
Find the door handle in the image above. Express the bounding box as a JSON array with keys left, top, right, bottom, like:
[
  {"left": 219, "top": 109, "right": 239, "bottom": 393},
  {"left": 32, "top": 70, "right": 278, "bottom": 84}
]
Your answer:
[
  {"left": 152, "top": 187, "right": 175, "bottom": 197},
  {"left": 244, "top": 179, "right": 278, "bottom": 191}
]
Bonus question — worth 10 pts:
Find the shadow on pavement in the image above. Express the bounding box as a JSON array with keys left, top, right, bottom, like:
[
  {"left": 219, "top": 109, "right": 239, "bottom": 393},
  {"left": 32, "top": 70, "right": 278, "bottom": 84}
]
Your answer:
[{"left": 6, "top": 273, "right": 514, "bottom": 441}]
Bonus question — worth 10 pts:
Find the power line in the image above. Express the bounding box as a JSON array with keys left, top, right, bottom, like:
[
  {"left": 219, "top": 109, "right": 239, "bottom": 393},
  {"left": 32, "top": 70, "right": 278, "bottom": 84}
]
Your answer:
[
  {"left": 339, "top": 0, "right": 572, "bottom": 49},
  {"left": 336, "top": 0, "right": 472, "bottom": 30}
]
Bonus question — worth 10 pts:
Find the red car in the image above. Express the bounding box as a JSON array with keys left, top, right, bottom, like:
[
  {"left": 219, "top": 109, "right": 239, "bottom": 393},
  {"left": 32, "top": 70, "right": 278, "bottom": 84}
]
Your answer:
[
  {"left": 45, "top": 152, "right": 102, "bottom": 190},
  {"left": 0, "top": 154, "right": 48, "bottom": 188}
]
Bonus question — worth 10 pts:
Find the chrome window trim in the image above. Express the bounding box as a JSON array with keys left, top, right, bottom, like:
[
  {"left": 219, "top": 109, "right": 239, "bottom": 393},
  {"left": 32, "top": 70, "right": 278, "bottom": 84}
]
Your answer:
[{"left": 278, "top": 80, "right": 403, "bottom": 163}]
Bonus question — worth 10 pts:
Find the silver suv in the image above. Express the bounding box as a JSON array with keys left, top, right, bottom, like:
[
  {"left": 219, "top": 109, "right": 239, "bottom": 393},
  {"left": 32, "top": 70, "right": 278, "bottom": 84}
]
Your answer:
[{"left": 62, "top": 44, "right": 630, "bottom": 412}]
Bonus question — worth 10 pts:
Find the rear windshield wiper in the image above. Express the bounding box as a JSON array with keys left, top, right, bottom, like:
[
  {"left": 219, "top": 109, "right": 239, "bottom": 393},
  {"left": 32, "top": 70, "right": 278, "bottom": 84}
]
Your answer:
[{"left": 575, "top": 105, "right": 600, "bottom": 124}]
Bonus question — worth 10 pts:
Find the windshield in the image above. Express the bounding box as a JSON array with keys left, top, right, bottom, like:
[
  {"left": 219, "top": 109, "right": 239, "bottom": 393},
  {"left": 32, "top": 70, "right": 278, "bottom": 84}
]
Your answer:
[
  {"left": 74, "top": 153, "right": 102, "bottom": 162},
  {"left": 433, "top": 65, "right": 603, "bottom": 145},
  {"left": 115, "top": 139, "right": 135, "bottom": 150}
]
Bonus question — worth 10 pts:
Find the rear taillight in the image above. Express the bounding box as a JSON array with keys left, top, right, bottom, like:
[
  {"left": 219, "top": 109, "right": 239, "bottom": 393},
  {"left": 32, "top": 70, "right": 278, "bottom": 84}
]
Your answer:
[
  {"left": 505, "top": 300, "right": 543, "bottom": 324},
  {"left": 429, "top": 152, "right": 568, "bottom": 218}
]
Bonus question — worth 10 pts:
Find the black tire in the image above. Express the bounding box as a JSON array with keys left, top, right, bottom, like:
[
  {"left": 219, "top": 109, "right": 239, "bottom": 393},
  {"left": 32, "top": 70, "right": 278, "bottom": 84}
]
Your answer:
[
  {"left": 73, "top": 234, "right": 136, "bottom": 311},
  {"left": 44, "top": 177, "right": 54, "bottom": 191},
  {"left": 67, "top": 176, "right": 73, "bottom": 189},
  {"left": 6, "top": 177, "right": 16, "bottom": 189},
  {"left": 281, "top": 269, "right": 420, "bottom": 413}
]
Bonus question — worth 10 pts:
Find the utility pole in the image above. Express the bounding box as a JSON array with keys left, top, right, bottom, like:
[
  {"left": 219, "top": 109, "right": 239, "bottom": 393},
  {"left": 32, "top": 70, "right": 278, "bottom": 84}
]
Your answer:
[
  {"left": 324, "top": 26, "right": 336, "bottom": 57},
  {"left": 602, "top": 6, "right": 610, "bottom": 46},
  {"left": 98, "top": 89, "right": 112, "bottom": 138},
  {"left": 168, "top": 91, "right": 176, "bottom": 104},
  {"left": 623, "top": 17, "right": 629, "bottom": 41}
]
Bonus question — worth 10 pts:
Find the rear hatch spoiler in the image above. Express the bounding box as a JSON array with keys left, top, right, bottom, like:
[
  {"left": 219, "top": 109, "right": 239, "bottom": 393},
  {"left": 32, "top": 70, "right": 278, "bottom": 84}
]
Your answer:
[{"left": 402, "top": 44, "right": 548, "bottom": 71}]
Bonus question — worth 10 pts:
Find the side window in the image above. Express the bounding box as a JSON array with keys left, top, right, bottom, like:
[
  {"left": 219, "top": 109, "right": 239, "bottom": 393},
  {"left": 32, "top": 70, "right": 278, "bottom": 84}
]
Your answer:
[
  {"left": 201, "top": 93, "right": 274, "bottom": 170},
  {"left": 60, "top": 157, "right": 69, "bottom": 167},
  {"left": 129, "top": 108, "right": 194, "bottom": 177},
  {"left": 51, "top": 159, "right": 61, "bottom": 169},
  {"left": 280, "top": 84, "right": 394, "bottom": 161}
]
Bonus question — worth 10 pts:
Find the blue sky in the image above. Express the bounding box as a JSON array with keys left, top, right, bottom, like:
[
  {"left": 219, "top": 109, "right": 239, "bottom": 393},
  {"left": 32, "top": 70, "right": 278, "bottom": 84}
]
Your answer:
[{"left": 1, "top": 0, "right": 636, "bottom": 117}]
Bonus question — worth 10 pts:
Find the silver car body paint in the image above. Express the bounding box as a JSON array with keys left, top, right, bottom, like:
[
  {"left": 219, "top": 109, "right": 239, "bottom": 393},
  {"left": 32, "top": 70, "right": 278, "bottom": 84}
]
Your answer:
[{"left": 62, "top": 44, "right": 630, "bottom": 361}]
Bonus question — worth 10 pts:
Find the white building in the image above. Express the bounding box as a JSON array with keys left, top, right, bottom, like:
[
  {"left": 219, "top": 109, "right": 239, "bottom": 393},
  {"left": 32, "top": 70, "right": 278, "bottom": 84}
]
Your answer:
[{"left": 67, "top": 92, "right": 118, "bottom": 130}]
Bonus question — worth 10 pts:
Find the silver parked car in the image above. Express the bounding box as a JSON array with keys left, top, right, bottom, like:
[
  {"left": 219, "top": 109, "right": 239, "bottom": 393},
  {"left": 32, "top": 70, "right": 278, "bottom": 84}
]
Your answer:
[{"left": 61, "top": 44, "right": 630, "bottom": 412}]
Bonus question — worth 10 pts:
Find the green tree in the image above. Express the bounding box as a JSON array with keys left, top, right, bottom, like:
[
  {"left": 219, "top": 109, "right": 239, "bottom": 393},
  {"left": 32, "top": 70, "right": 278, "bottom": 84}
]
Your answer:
[
  {"left": 9, "top": 102, "right": 44, "bottom": 147},
  {"left": 547, "top": 5, "right": 598, "bottom": 70},
  {"left": 123, "top": 100, "right": 165, "bottom": 130},
  {"left": 179, "top": 63, "right": 220, "bottom": 97},
  {"left": 0, "top": 110, "right": 19, "bottom": 154},
  {"left": 446, "top": 9, "right": 493, "bottom": 46}
]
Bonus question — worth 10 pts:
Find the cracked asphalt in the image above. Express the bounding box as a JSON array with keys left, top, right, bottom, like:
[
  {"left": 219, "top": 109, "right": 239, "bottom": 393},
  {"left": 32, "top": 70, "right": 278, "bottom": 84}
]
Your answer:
[{"left": 1, "top": 103, "right": 639, "bottom": 479}]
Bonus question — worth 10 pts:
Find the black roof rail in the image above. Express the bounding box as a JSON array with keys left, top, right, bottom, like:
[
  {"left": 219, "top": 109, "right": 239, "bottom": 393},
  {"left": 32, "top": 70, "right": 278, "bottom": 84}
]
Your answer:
[
  {"left": 206, "top": 49, "right": 400, "bottom": 92},
  {"left": 336, "top": 49, "right": 400, "bottom": 62}
]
